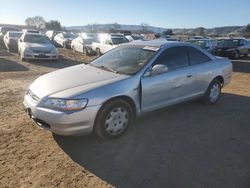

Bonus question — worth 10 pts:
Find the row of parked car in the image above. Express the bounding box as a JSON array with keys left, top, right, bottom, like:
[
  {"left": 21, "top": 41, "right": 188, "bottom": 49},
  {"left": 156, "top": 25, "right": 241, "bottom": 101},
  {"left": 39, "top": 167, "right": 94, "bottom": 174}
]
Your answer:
[{"left": 0, "top": 26, "right": 249, "bottom": 62}]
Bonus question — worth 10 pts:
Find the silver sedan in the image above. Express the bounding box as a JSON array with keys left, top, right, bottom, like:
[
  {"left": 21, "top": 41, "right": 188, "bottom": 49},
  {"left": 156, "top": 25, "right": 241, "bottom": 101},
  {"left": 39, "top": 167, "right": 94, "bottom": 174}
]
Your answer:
[{"left": 23, "top": 40, "right": 232, "bottom": 139}]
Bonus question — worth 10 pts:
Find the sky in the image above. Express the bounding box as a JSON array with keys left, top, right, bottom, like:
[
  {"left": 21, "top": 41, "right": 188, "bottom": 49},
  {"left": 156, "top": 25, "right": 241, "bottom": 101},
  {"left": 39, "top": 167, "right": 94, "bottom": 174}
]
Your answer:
[{"left": 0, "top": 0, "right": 250, "bottom": 28}]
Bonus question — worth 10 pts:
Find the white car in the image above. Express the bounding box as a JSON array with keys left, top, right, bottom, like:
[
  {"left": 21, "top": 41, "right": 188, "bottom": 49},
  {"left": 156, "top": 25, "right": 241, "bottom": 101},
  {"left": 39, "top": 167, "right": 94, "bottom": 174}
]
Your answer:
[
  {"left": 3, "top": 31, "right": 23, "bottom": 52},
  {"left": 18, "top": 33, "right": 58, "bottom": 61},
  {"left": 92, "top": 33, "right": 129, "bottom": 56},
  {"left": 71, "top": 36, "right": 96, "bottom": 55},
  {"left": 54, "top": 32, "right": 77, "bottom": 48}
]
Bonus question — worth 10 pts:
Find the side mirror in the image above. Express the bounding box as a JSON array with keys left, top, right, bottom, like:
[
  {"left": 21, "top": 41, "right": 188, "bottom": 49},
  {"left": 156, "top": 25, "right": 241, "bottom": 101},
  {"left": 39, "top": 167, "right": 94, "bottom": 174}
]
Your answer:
[{"left": 145, "top": 64, "right": 168, "bottom": 77}]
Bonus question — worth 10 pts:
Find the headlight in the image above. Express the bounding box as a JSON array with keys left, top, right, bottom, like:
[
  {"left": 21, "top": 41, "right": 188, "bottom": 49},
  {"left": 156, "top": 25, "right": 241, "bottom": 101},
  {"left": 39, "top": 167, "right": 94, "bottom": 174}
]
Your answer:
[
  {"left": 51, "top": 48, "right": 58, "bottom": 54},
  {"left": 43, "top": 98, "right": 88, "bottom": 111},
  {"left": 25, "top": 48, "right": 34, "bottom": 53}
]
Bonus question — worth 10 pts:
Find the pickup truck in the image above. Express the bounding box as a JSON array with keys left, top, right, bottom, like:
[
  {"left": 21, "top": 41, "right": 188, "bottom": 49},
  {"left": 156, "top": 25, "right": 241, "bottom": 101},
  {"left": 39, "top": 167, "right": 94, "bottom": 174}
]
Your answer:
[{"left": 92, "top": 33, "right": 128, "bottom": 56}]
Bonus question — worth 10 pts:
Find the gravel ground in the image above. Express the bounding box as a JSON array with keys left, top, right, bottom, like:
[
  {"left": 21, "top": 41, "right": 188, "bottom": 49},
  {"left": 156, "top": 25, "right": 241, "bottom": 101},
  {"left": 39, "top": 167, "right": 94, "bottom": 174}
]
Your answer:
[{"left": 0, "top": 45, "right": 250, "bottom": 188}]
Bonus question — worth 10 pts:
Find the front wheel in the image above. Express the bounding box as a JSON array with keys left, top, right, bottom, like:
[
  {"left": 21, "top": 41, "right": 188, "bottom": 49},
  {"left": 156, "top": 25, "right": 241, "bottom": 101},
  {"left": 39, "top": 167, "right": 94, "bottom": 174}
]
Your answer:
[
  {"left": 203, "top": 79, "right": 222, "bottom": 105},
  {"left": 94, "top": 99, "right": 134, "bottom": 140},
  {"left": 96, "top": 48, "right": 101, "bottom": 56},
  {"left": 234, "top": 51, "right": 240, "bottom": 59}
]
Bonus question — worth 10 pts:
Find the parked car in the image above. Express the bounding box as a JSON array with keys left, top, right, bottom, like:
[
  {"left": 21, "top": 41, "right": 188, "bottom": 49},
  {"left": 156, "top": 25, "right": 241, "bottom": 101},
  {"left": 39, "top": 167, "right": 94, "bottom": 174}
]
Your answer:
[
  {"left": 71, "top": 35, "right": 96, "bottom": 55},
  {"left": 18, "top": 33, "right": 58, "bottom": 61},
  {"left": 22, "top": 29, "right": 40, "bottom": 34},
  {"left": 0, "top": 26, "right": 19, "bottom": 42},
  {"left": 23, "top": 40, "right": 232, "bottom": 139},
  {"left": 187, "top": 39, "right": 217, "bottom": 54},
  {"left": 45, "top": 30, "right": 61, "bottom": 42},
  {"left": 3, "top": 31, "right": 23, "bottom": 52},
  {"left": 92, "top": 33, "right": 129, "bottom": 56},
  {"left": 215, "top": 38, "right": 249, "bottom": 58},
  {"left": 54, "top": 32, "right": 77, "bottom": 48}
]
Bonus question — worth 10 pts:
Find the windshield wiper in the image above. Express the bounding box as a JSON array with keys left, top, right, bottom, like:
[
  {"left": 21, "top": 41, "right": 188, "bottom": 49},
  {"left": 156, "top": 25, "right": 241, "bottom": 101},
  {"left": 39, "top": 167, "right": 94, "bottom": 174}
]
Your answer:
[{"left": 99, "top": 66, "right": 119, "bottom": 74}]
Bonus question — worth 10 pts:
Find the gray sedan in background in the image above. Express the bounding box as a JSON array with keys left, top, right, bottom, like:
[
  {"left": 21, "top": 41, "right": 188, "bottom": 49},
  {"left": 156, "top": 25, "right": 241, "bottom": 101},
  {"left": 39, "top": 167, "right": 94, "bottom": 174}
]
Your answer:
[
  {"left": 18, "top": 33, "right": 58, "bottom": 61},
  {"left": 23, "top": 41, "right": 232, "bottom": 139},
  {"left": 3, "top": 31, "right": 23, "bottom": 52}
]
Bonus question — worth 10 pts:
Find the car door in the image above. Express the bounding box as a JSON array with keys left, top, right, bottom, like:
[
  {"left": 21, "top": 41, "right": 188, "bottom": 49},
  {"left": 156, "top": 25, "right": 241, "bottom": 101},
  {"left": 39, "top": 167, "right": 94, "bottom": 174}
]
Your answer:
[
  {"left": 187, "top": 46, "right": 214, "bottom": 94},
  {"left": 103, "top": 38, "right": 112, "bottom": 54},
  {"left": 141, "top": 46, "right": 196, "bottom": 113}
]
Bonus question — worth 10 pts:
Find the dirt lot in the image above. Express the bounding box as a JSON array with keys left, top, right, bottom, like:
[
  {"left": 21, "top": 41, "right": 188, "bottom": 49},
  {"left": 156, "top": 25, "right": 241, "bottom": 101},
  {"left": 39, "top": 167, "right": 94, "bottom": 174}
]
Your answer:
[{"left": 0, "top": 45, "right": 250, "bottom": 188}]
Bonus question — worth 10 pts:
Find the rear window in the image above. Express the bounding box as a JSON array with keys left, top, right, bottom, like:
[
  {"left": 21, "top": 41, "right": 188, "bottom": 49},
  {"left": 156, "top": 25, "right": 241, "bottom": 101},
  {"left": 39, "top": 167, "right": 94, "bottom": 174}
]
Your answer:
[{"left": 188, "top": 47, "right": 210, "bottom": 65}]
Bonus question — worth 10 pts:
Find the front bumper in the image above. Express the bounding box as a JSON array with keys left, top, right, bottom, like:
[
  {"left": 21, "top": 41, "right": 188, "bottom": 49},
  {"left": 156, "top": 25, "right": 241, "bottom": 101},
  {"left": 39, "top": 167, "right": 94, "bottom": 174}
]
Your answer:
[
  {"left": 23, "top": 92, "right": 101, "bottom": 136},
  {"left": 24, "top": 52, "right": 58, "bottom": 60}
]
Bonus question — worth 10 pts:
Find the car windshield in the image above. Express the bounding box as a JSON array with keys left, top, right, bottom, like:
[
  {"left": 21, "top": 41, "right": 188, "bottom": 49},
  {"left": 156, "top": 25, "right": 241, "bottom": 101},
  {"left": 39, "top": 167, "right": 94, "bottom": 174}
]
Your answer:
[
  {"left": 111, "top": 37, "right": 129, "bottom": 45},
  {"left": 83, "top": 38, "right": 96, "bottom": 44},
  {"left": 9, "top": 32, "right": 22, "bottom": 38},
  {"left": 189, "top": 40, "right": 206, "bottom": 48},
  {"left": 131, "top": 35, "right": 144, "bottom": 40},
  {"left": 217, "top": 39, "right": 240, "bottom": 48},
  {"left": 63, "top": 33, "right": 77, "bottom": 38},
  {"left": 90, "top": 45, "right": 157, "bottom": 75},
  {"left": 24, "top": 34, "right": 51, "bottom": 44}
]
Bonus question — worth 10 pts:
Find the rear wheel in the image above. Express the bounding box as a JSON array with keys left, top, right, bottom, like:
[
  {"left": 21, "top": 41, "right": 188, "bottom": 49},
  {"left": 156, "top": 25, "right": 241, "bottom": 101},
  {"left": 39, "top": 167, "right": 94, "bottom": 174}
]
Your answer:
[
  {"left": 203, "top": 79, "right": 222, "bottom": 105},
  {"left": 94, "top": 99, "right": 134, "bottom": 140},
  {"left": 63, "top": 42, "right": 67, "bottom": 49}
]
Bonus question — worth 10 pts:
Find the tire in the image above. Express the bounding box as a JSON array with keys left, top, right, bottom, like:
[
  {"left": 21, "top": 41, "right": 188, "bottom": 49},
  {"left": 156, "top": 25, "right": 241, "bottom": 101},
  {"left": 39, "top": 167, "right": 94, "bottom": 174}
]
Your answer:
[
  {"left": 83, "top": 47, "right": 87, "bottom": 55},
  {"left": 63, "top": 42, "right": 67, "bottom": 49},
  {"left": 203, "top": 79, "right": 222, "bottom": 105},
  {"left": 234, "top": 51, "right": 240, "bottom": 59},
  {"left": 96, "top": 48, "right": 101, "bottom": 56},
  {"left": 94, "top": 99, "right": 134, "bottom": 140}
]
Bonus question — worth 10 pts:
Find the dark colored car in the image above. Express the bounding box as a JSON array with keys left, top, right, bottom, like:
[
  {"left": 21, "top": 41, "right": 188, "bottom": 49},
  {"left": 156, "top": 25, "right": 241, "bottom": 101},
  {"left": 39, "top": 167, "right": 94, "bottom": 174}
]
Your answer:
[{"left": 215, "top": 39, "right": 249, "bottom": 59}]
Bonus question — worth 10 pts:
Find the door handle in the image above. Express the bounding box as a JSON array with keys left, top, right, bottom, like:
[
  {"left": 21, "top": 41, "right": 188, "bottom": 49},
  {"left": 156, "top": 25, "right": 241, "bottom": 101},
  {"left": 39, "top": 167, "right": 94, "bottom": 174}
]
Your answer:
[{"left": 186, "top": 74, "right": 193, "bottom": 78}]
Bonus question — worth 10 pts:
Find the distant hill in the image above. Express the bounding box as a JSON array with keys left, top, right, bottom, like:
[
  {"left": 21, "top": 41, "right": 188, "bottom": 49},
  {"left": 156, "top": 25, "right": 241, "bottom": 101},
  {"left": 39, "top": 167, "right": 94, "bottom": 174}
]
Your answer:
[{"left": 67, "top": 24, "right": 246, "bottom": 36}]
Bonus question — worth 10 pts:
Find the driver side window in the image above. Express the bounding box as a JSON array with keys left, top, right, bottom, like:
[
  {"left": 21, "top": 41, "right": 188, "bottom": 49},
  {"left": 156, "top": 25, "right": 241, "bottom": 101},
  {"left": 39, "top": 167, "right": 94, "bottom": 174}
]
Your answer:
[{"left": 154, "top": 46, "right": 189, "bottom": 71}]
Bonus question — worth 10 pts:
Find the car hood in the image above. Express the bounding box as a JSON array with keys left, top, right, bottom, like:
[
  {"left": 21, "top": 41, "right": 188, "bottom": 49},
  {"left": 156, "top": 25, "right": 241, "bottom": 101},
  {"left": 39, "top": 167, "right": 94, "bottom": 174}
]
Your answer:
[
  {"left": 29, "top": 64, "right": 129, "bottom": 99},
  {"left": 24, "top": 42, "right": 55, "bottom": 52}
]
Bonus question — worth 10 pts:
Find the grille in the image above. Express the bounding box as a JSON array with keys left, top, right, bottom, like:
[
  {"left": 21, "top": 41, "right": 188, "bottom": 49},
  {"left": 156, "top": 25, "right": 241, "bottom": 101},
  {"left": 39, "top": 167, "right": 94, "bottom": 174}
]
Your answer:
[{"left": 32, "top": 49, "right": 51, "bottom": 53}]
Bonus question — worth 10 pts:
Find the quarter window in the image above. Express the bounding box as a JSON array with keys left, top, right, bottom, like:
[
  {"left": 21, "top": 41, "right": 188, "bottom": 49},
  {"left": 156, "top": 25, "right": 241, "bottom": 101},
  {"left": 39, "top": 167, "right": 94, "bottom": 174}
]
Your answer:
[
  {"left": 188, "top": 47, "right": 210, "bottom": 65},
  {"left": 155, "top": 46, "right": 189, "bottom": 71}
]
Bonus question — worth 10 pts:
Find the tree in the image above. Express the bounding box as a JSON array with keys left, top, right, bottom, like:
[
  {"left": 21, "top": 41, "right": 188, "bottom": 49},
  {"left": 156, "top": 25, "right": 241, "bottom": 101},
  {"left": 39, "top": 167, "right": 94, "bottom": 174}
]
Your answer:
[
  {"left": 25, "top": 16, "right": 46, "bottom": 29},
  {"left": 112, "top": 22, "right": 121, "bottom": 32},
  {"left": 162, "top": 29, "right": 173, "bottom": 36},
  {"left": 244, "top": 24, "right": 250, "bottom": 38},
  {"left": 87, "top": 23, "right": 99, "bottom": 32},
  {"left": 45, "top": 20, "right": 62, "bottom": 30},
  {"left": 245, "top": 24, "right": 250, "bottom": 33},
  {"left": 196, "top": 27, "right": 205, "bottom": 36}
]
